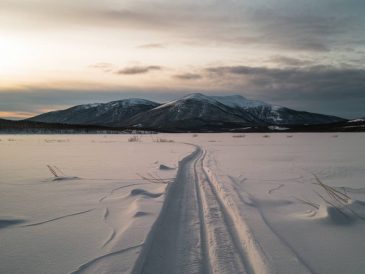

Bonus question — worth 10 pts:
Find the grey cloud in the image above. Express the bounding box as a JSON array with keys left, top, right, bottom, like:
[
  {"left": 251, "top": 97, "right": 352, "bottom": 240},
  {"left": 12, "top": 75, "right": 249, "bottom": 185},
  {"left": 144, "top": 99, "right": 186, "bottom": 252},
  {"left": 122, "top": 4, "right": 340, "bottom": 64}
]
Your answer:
[
  {"left": 90, "top": 63, "right": 163, "bottom": 75},
  {"left": 0, "top": 2, "right": 172, "bottom": 31},
  {"left": 206, "top": 66, "right": 279, "bottom": 77},
  {"left": 115, "top": 66, "right": 162, "bottom": 75},
  {"left": 3, "top": 0, "right": 364, "bottom": 52},
  {"left": 266, "top": 56, "right": 315, "bottom": 67},
  {"left": 206, "top": 65, "right": 365, "bottom": 93},
  {"left": 174, "top": 73, "right": 203, "bottom": 80},
  {"left": 205, "top": 65, "right": 365, "bottom": 117},
  {"left": 247, "top": 8, "right": 346, "bottom": 52}
]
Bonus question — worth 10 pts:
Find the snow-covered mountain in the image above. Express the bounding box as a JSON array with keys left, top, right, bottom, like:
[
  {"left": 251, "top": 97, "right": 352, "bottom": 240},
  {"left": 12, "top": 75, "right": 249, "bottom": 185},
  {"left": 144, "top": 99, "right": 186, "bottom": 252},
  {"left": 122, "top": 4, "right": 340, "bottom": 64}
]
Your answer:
[
  {"left": 124, "top": 93, "right": 257, "bottom": 130},
  {"left": 28, "top": 93, "right": 345, "bottom": 131},
  {"left": 28, "top": 99, "right": 160, "bottom": 126},
  {"left": 124, "top": 93, "right": 345, "bottom": 130}
]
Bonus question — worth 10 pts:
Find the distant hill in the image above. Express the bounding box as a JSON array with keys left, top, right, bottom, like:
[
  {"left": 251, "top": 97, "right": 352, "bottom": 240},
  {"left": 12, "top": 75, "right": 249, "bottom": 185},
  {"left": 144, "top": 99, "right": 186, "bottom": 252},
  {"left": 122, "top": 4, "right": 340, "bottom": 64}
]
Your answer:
[
  {"left": 28, "top": 98, "right": 159, "bottom": 126},
  {"left": 27, "top": 93, "right": 347, "bottom": 132}
]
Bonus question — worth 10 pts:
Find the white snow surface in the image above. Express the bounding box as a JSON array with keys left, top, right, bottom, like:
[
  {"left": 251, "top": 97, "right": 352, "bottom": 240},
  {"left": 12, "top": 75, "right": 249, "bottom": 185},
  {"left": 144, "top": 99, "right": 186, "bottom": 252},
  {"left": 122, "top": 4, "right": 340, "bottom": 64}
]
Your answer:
[
  {"left": 348, "top": 118, "right": 365, "bottom": 123},
  {"left": 1, "top": 133, "right": 365, "bottom": 274},
  {"left": 0, "top": 135, "right": 193, "bottom": 274},
  {"left": 268, "top": 125, "right": 289, "bottom": 130}
]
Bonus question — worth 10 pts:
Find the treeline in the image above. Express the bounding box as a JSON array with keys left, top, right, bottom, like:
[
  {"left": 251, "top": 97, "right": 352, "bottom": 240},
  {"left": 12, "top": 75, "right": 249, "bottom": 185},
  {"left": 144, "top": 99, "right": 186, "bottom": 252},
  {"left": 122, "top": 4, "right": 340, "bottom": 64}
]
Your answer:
[
  {"left": 0, "top": 118, "right": 364, "bottom": 133},
  {"left": 0, "top": 119, "right": 154, "bottom": 134}
]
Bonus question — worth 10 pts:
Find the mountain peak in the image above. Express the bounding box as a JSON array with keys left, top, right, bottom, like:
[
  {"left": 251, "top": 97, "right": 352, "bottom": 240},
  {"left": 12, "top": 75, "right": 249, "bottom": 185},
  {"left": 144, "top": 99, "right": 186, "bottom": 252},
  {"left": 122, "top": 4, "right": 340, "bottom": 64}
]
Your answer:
[
  {"left": 177, "top": 93, "right": 270, "bottom": 109},
  {"left": 154, "top": 93, "right": 216, "bottom": 110},
  {"left": 211, "top": 94, "right": 269, "bottom": 109},
  {"left": 182, "top": 93, "right": 210, "bottom": 100},
  {"left": 109, "top": 98, "right": 158, "bottom": 107}
]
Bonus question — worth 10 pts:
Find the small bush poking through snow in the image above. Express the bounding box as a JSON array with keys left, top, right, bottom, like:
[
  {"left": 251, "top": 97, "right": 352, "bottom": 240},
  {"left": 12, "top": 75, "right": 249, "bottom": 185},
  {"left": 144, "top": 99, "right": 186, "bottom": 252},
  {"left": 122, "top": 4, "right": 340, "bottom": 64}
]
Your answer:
[
  {"left": 128, "top": 135, "right": 141, "bottom": 142},
  {"left": 47, "top": 165, "right": 59, "bottom": 178},
  {"left": 232, "top": 134, "right": 245, "bottom": 138},
  {"left": 45, "top": 139, "right": 70, "bottom": 143},
  {"left": 137, "top": 173, "right": 174, "bottom": 184},
  {"left": 298, "top": 175, "right": 365, "bottom": 224},
  {"left": 153, "top": 138, "right": 174, "bottom": 143}
]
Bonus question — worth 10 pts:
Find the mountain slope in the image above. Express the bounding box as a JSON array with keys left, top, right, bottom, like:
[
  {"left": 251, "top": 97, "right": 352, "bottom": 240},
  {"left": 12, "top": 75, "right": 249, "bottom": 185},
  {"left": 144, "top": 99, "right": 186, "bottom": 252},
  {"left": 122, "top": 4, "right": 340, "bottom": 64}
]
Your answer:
[
  {"left": 28, "top": 99, "right": 159, "bottom": 126},
  {"left": 124, "top": 93, "right": 345, "bottom": 130},
  {"left": 211, "top": 95, "right": 343, "bottom": 125},
  {"left": 123, "top": 93, "right": 258, "bottom": 130}
]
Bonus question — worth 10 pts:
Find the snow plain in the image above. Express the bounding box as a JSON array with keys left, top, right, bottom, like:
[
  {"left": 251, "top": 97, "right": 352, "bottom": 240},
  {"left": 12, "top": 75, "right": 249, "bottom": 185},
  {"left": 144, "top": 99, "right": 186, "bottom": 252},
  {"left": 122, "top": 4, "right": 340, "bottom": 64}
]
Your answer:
[{"left": 0, "top": 133, "right": 364, "bottom": 274}]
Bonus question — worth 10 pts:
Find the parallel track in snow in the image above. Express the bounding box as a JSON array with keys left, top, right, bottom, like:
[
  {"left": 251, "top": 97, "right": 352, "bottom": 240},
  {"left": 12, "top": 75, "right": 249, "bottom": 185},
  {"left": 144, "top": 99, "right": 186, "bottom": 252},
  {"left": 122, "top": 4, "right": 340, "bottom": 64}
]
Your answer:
[{"left": 132, "top": 146, "right": 269, "bottom": 274}]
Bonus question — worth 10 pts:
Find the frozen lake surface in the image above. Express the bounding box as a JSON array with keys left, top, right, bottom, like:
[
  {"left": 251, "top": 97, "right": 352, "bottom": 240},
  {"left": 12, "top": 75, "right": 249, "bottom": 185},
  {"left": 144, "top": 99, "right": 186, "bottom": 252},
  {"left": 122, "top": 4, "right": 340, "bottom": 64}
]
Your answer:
[{"left": 0, "top": 133, "right": 364, "bottom": 274}]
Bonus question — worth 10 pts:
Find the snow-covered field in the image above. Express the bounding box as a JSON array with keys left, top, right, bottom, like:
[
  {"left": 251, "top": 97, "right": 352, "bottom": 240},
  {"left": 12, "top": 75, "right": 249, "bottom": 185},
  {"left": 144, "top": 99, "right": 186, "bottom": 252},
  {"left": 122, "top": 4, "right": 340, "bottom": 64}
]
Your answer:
[{"left": 1, "top": 133, "right": 364, "bottom": 274}]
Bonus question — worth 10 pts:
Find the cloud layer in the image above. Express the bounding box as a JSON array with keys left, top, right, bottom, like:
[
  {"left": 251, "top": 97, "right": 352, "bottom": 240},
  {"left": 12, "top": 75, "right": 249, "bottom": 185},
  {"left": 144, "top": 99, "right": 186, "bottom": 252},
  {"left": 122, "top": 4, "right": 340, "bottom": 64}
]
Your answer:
[
  {"left": 3, "top": 0, "right": 364, "bottom": 51},
  {"left": 115, "top": 66, "right": 162, "bottom": 75}
]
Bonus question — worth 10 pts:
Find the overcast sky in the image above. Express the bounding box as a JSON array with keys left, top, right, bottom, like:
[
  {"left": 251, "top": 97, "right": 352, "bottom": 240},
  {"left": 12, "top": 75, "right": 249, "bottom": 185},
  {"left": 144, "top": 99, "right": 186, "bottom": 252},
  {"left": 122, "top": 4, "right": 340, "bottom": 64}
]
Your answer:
[{"left": 1, "top": 0, "right": 364, "bottom": 119}]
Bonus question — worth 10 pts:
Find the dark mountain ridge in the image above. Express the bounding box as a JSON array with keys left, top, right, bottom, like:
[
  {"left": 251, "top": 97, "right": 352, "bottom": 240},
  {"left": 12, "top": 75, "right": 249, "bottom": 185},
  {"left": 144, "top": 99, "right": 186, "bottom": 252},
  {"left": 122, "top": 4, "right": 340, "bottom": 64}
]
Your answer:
[{"left": 24, "top": 93, "right": 349, "bottom": 132}]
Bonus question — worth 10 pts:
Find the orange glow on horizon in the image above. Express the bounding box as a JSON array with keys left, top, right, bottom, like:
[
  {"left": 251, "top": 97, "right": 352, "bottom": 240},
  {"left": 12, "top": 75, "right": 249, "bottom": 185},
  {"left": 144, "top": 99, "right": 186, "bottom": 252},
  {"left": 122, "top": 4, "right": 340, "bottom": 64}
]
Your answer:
[{"left": 0, "top": 111, "right": 36, "bottom": 119}]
